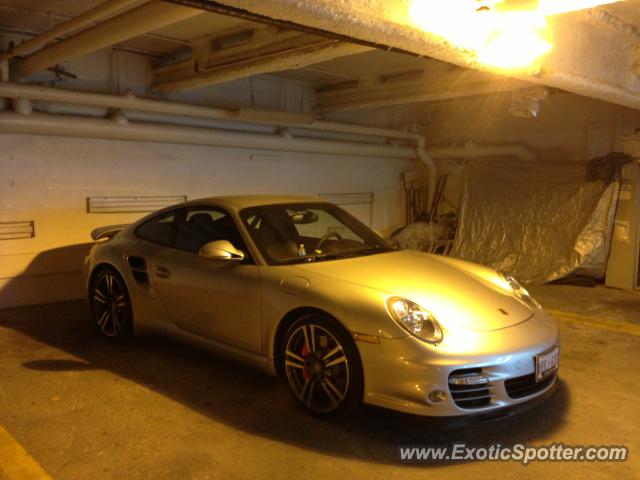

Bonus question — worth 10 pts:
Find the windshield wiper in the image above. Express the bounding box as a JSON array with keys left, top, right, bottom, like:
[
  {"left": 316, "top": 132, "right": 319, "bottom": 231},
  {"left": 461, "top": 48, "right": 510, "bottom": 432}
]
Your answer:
[
  {"left": 276, "top": 253, "right": 350, "bottom": 265},
  {"left": 276, "top": 247, "right": 392, "bottom": 265},
  {"left": 344, "top": 246, "right": 393, "bottom": 257}
]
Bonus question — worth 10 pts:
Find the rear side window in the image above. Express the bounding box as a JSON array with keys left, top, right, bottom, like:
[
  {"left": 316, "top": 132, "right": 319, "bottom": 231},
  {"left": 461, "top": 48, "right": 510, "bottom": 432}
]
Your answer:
[{"left": 135, "top": 212, "right": 176, "bottom": 247}]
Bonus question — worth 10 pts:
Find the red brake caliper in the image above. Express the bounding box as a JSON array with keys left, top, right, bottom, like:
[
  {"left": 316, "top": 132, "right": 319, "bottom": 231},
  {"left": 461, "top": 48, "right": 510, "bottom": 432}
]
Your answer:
[{"left": 300, "top": 343, "right": 310, "bottom": 380}]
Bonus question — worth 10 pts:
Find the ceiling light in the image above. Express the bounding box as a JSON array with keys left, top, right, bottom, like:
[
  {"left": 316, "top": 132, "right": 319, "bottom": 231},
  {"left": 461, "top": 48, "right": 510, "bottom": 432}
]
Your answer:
[{"left": 409, "top": 0, "right": 622, "bottom": 71}]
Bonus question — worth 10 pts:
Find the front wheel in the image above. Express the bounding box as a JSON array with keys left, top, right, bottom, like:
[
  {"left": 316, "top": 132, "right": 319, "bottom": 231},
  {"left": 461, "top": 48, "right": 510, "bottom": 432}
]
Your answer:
[
  {"left": 89, "top": 268, "right": 132, "bottom": 341},
  {"left": 282, "top": 314, "right": 363, "bottom": 416}
]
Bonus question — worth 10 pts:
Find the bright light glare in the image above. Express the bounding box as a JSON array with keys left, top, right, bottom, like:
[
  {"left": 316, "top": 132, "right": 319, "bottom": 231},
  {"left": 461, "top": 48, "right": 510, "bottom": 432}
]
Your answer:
[
  {"left": 477, "top": 27, "right": 551, "bottom": 68},
  {"left": 409, "top": 0, "right": 622, "bottom": 70}
]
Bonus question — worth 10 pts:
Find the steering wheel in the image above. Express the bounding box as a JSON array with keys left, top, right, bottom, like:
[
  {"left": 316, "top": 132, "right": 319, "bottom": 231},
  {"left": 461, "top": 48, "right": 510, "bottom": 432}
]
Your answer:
[{"left": 315, "top": 231, "right": 343, "bottom": 252}]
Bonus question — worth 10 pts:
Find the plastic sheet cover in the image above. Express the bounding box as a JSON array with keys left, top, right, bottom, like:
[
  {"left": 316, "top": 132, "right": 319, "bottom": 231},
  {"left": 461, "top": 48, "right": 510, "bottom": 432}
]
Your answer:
[{"left": 452, "top": 162, "right": 619, "bottom": 284}]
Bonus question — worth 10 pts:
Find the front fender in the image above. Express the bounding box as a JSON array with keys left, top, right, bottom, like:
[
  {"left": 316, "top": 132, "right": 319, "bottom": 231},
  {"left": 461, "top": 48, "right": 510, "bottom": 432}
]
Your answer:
[{"left": 259, "top": 265, "right": 407, "bottom": 360}]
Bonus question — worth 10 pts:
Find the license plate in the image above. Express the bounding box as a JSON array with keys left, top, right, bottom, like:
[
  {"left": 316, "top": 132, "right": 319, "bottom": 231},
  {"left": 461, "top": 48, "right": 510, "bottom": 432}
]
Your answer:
[{"left": 535, "top": 346, "right": 559, "bottom": 382}]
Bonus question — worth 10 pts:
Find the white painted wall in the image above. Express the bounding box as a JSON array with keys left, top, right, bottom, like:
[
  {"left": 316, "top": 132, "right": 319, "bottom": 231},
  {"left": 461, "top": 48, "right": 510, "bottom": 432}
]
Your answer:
[
  {"left": 421, "top": 91, "right": 640, "bottom": 214},
  {"left": 426, "top": 91, "right": 640, "bottom": 162},
  {"left": 0, "top": 134, "right": 410, "bottom": 309}
]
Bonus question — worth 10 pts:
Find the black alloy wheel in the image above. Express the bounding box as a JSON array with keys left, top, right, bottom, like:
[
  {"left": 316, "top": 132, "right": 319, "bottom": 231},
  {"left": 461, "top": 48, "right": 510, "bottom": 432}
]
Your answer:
[
  {"left": 90, "top": 268, "right": 132, "bottom": 340},
  {"left": 283, "top": 314, "right": 363, "bottom": 416}
]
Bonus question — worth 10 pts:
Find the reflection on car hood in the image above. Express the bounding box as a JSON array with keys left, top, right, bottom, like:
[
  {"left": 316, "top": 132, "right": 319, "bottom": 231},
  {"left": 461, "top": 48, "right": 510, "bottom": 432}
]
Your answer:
[{"left": 291, "top": 250, "right": 532, "bottom": 332}]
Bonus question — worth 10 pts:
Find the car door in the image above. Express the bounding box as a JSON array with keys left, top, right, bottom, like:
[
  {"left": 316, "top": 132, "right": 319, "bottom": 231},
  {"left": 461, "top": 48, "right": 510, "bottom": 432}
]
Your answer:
[{"left": 151, "top": 206, "right": 261, "bottom": 353}]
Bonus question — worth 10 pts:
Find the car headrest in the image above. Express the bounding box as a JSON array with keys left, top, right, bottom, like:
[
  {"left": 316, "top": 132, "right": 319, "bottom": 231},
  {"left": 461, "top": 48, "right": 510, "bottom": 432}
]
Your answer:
[{"left": 187, "top": 213, "right": 215, "bottom": 229}]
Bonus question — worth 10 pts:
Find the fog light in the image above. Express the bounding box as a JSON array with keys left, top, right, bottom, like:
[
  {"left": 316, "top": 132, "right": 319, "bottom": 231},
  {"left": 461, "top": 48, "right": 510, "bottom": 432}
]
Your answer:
[
  {"left": 428, "top": 390, "right": 447, "bottom": 403},
  {"left": 449, "top": 372, "right": 489, "bottom": 386}
]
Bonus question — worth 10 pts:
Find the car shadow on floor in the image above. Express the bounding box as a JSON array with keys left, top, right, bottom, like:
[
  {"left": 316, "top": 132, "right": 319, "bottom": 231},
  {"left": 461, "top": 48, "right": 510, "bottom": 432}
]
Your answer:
[{"left": 1, "top": 300, "right": 570, "bottom": 467}]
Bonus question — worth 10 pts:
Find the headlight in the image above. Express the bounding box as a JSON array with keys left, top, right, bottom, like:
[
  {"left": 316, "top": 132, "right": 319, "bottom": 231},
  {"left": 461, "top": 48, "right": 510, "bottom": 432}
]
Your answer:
[
  {"left": 386, "top": 297, "right": 443, "bottom": 344},
  {"left": 503, "top": 273, "right": 542, "bottom": 310}
]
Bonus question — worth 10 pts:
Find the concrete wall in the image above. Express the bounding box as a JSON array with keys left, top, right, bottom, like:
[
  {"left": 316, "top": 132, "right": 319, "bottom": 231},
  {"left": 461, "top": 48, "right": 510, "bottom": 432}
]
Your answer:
[
  {"left": 0, "top": 134, "right": 410, "bottom": 309},
  {"left": 423, "top": 91, "right": 640, "bottom": 213},
  {"left": 427, "top": 91, "right": 640, "bottom": 162}
]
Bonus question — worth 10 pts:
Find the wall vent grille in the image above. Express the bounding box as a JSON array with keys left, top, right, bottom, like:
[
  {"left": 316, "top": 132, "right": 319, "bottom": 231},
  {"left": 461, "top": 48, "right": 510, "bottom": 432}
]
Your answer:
[
  {"left": 87, "top": 195, "right": 187, "bottom": 213},
  {"left": 319, "top": 192, "right": 374, "bottom": 205},
  {"left": 0, "top": 221, "right": 35, "bottom": 240}
]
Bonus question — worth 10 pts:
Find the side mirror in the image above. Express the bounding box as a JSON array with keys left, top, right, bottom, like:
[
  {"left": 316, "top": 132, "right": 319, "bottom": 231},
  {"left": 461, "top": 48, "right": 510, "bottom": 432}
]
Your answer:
[{"left": 199, "top": 240, "right": 245, "bottom": 261}]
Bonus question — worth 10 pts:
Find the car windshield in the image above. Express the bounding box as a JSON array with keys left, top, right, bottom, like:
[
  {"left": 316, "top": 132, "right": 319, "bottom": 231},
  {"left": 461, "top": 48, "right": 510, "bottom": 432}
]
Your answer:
[{"left": 240, "top": 202, "right": 393, "bottom": 265}]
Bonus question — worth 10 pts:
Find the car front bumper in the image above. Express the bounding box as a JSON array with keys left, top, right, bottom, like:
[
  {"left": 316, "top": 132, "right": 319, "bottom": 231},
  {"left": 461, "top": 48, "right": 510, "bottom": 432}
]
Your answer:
[{"left": 356, "top": 309, "right": 559, "bottom": 417}]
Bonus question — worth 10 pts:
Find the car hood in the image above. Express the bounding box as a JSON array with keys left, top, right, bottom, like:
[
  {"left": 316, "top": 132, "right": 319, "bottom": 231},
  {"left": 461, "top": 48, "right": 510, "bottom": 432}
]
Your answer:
[{"left": 291, "top": 250, "right": 532, "bottom": 332}]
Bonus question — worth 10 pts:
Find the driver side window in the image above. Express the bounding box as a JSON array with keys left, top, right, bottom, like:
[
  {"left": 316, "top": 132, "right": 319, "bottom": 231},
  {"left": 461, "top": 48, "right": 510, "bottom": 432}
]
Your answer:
[{"left": 175, "top": 207, "right": 248, "bottom": 256}]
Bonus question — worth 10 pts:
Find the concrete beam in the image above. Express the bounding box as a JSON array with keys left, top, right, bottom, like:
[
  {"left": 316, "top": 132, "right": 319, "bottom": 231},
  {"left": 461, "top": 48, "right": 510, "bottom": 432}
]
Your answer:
[
  {"left": 152, "top": 25, "right": 369, "bottom": 92},
  {"left": 315, "top": 69, "right": 531, "bottom": 112},
  {"left": 203, "top": 0, "right": 640, "bottom": 111},
  {"left": 14, "top": 1, "right": 202, "bottom": 76},
  {"left": 0, "top": 0, "right": 143, "bottom": 62}
]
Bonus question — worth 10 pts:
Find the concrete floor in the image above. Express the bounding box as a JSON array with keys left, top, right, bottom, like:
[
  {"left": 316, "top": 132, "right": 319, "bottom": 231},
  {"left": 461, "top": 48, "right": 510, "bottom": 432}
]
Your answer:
[{"left": 0, "top": 285, "right": 638, "bottom": 479}]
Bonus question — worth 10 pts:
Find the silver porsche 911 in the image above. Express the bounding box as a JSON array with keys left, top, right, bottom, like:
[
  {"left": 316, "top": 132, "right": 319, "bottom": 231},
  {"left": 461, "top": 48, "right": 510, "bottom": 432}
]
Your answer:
[{"left": 84, "top": 195, "right": 559, "bottom": 418}]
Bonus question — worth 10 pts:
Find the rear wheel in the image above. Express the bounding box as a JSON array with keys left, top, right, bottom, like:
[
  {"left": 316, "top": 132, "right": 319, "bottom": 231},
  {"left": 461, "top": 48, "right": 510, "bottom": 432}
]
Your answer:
[
  {"left": 282, "top": 314, "right": 363, "bottom": 416},
  {"left": 90, "top": 268, "right": 132, "bottom": 341}
]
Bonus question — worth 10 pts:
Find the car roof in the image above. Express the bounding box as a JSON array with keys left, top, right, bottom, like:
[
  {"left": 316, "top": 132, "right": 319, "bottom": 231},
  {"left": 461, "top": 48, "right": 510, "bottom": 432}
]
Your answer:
[
  {"left": 128, "top": 194, "right": 333, "bottom": 230},
  {"left": 183, "top": 194, "right": 330, "bottom": 210}
]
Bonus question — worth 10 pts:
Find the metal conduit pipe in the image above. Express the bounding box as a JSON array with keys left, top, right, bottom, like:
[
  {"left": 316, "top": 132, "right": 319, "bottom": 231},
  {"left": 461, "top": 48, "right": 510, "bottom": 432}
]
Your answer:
[
  {"left": 14, "top": 2, "right": 202, "bottom": 76},
  {"left": 0, "top": 82, "right": 438, "bottom": 187},
  {"left": 428, "top": 143, "right": 537, "bottom": 162},
  {"left": 415, "top": 143, "right": 438, "bottom": 209},
  {"left": 0, "top": 61, "right": 8, "bottom": 82},
  {"left": 0, "top": 83, "right": 422, "bottom": 141},
  {"left": 0, "top": 84, "right": 536, "bottom": 163},
  {"left": 0, "top": 83, "right": 538, "bottom": 207},
  {"left": 0, "top": 111, "right": 417, "bottom": 159},
  {"left": 12, "top": 97, "right": 32, "bottom": 115},
  {"left": 0, "top": 0, "right": 144, "bottom": 62},
  {"left": 0, "top": 62, "right": 7, "bottom": 111},
  {"left": 0, "top": 82, "right": 240, "bottom": 121}
]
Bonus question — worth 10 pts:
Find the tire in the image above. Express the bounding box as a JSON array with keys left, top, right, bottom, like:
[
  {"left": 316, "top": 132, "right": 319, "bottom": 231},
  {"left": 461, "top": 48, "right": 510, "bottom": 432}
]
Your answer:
[
  {"left": 89, "top": 267, "right": 132, "bottom": 341},
  {"left": 282, "top": 314, "right": 363, "bottom": 417}
]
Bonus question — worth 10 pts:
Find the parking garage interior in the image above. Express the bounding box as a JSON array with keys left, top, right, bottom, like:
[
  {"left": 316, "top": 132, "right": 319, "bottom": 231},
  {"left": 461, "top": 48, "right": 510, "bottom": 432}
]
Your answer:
[{"left": 0, "top": 1, "right": 639, "bottom": 479}]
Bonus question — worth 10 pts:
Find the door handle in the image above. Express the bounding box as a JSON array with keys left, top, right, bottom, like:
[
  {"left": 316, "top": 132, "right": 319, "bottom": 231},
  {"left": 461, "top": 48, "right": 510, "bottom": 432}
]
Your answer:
[{"left": 155, "top": 266, "right": 171, "bottom": 279}]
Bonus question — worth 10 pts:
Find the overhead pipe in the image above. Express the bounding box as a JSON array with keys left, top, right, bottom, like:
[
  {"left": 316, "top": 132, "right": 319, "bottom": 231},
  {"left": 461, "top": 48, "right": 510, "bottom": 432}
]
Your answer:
[
  {"left": 0, "top": 82, "right": 442, "bottom": 202},
  {"left": 415, "top": 141, "right": 438, "bottom": 209},
  {"left": 0, "top": 83, "right": 438, "bottom": 175},
  {"left": 12, "top": 97, "right": 32, "bottom": 115},
  {"left": 428, "top": 142, "right": 537, "bottom": 162},
  {"left": 0, "top": 82, "right": 539, "bottom": 207},
  {"left": 0, "top": 111, "right": 417, "bottom": 159},
  {"left": 0, "top": 82, "right": 426, "bottom": 141},
  {"left": 0, "top": 0, "right": 143, "bottom": 62},
  {"left": 0, "top": 62, "right": 7, "bottom": 111},
  {"left": 14, "top": 1, "right": 202, "bottom": 76},
  {"left": 0, "top": 82, "right": 240, "bottom": 120},
  {"left": 0, "top": 60, "right": 8, "bottom": 82}
]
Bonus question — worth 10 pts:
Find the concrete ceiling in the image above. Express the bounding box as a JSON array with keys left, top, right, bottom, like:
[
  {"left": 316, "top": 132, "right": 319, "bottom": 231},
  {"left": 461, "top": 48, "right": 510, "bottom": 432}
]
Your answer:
[
  {"left": 599, "top": 1, "right": 640, "bottom": 26},
  {"left": 1, "top": 0, "right": 640, "bottom": 112},
  {"left": 204, "top": 0, "right": 640, "bottom": 110}
]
